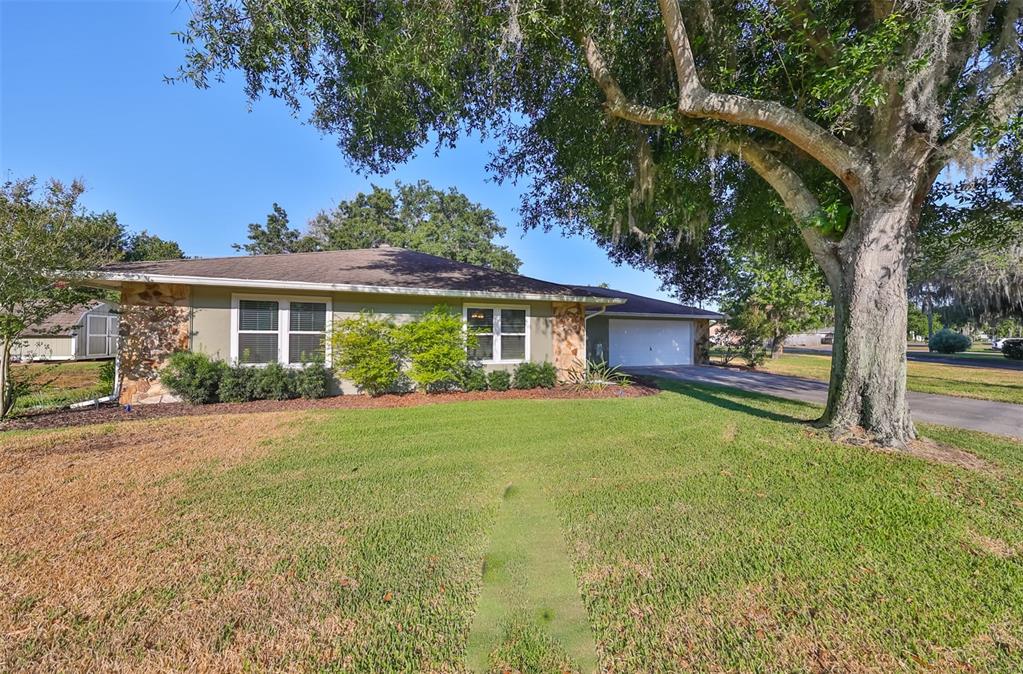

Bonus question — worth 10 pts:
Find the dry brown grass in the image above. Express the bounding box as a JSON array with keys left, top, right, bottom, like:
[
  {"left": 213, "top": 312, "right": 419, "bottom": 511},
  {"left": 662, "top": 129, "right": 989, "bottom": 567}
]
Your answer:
[
  {"left": 11, "top": 360, "right": 104, "bottom": 393},
  {"left": 0, "top": 411, "right": 320, "bottom": 672},
  {"left": 661, "top": 582, "right": 907, "bottom": 674}
]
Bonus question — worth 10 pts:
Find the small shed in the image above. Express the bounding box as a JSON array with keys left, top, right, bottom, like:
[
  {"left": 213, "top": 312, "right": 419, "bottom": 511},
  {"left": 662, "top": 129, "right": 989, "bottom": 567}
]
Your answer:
[{"left": 12, "top": 301, "right": 119, "bottom": 362}]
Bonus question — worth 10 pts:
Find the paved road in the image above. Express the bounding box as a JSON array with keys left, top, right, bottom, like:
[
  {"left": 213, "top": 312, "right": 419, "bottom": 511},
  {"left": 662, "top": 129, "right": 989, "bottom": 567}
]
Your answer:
[
  {"left": 630, "top": 365, "right": 1023, "bottom": 440},
  {"left": 785, "top": 346, "right": 1023, "bottom": 371}
]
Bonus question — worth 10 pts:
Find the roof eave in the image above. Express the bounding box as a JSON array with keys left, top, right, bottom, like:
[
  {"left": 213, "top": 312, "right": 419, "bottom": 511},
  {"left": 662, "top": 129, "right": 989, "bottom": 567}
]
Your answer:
[
  {"left": 86, "top": 272, "right": 626, "bottom": 305},
  {"left": 597, "top": 310, "right": 726, "bottom": 320}
]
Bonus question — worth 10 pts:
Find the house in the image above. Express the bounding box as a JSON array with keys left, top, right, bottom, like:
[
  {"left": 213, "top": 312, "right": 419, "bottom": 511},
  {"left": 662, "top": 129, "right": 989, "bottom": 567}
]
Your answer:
[
  {"left": 12, "top": 301, "right": 119, "bottom": 362},
  {"left": 783, "top": 327, "right": 834, "bottom": 348},
  {"left": 575, "top": 286, "right": 724, "bottom": 366},
  {"left": 85, "top": 248, "right": 717, "bottom": 404}
]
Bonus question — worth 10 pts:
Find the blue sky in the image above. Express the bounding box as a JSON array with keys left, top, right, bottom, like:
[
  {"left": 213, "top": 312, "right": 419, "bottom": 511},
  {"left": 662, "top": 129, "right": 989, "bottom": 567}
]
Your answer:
[{"left": 1, "top": 0, "right": 676, "bottom": 300}]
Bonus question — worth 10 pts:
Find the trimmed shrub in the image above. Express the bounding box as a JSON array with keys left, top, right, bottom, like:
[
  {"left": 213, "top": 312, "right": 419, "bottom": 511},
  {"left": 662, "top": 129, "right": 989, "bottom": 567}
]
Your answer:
[
  {"left": 460, "top": 364, "right": 489, "bottom": 392},
  {"left": 512, "top": 361, "right": 557, "bottom": 389},
  {"left": 294, "top": 362, "right": 332, "bottom": 399},
  {"left": 398, "top": 305, "right": 473, "bottom": 392},
  {"left": 331, "top": 312, "right": 404, "bottom": 395},
  {"left": 253, "top": 361, "right": 296, "bottom": 401},
  {"left": 928, "top": 329, "right": 971, "bottom": 354},
  {"left": 160, "top": 352, "right": 227, "bottom": 404},
  {"left": 218, "top": 365, "right": 258, "bottom": 403},
  {"left": 487, "top": 369, "right": 511, "bottom": 391},
  {"left": 1003, "top": 339, "right": 1023, "bottom": 360},
  {"left": 98, "top": 360, "right": 116, "bottom": 387}
]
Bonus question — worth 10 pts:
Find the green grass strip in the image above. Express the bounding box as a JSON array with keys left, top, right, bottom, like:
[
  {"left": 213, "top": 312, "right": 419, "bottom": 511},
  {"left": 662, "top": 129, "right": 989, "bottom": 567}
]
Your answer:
[{"left": 467, "top": 480, "right": 598, "bottom": 674}]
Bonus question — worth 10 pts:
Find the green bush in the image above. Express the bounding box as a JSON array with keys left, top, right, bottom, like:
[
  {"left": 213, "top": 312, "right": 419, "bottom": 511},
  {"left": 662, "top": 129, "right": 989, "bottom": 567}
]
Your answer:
[
  {"left": 1003, "top": 339, "right": 1023, "bottom": 360},
  {"left": 294, "top": 362, "right": 332, "bottom": 399},
  {"left": 253, "top": 361, "right": 296, "bottom": 400},
  {"left": 512, "top": 361, "right": 557, "bottom": 389},
  {"left": 398, "top": 305, "right": 473, "bottom": 392},
  {"left": 218, "top": 365, "right": 258, "bottom": 403},
  {"left": 331, "top": 312, "right": 404, "bottom": 395},
  {"left": 160, "top": 352, "right": 227, "bottom": 404},
  {"left": 98, "top": 360, "right": 116, "bottom": 387},
  {"left": 928, "top": 329, "right": 971, "bottom": 354},
  {"left": 460, "top": 364, "right": 489, "bottom": 392},
  {"left": 487, "top": 369, "right": 511, "bottom": 391}
]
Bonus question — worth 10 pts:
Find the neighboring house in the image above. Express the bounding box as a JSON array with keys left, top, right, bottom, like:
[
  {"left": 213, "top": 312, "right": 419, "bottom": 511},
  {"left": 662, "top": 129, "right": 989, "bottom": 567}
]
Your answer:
[
  {"left": 12, "top": 301, "right": 119, "bottom": 362},
  {"left": 87, "top": 248, "right": 719, "bottom": 404},
  {"left": 784, "top": 327, "right": 834, "bottom": 348},
  {"left": 575, "top": 286, "right": 724, "bottom": 367}
]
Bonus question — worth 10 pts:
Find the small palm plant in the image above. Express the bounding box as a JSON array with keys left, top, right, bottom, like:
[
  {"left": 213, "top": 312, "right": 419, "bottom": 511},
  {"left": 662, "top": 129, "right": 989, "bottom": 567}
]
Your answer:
[{"left": 567, "top": 359, "right": 632, "bottom": 390}]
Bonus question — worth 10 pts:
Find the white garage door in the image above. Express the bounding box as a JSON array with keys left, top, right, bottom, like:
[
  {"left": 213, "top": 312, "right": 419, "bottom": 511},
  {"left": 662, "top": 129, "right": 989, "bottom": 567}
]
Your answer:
[{"left": 609, "top": 319, "right": 692, "bottom": 366}]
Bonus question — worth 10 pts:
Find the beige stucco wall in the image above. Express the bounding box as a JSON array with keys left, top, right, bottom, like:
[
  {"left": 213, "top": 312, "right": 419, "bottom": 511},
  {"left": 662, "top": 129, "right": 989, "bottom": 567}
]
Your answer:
[{"left": 186, "top": 286, "right": 558, "bottom": 392}]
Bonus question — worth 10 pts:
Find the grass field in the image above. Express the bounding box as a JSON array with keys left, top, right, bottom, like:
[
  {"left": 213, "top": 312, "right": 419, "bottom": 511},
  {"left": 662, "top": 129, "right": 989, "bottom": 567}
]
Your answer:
[
  {"left": 3, "top": 384, "right": 1022, "bottom": 672},
  {"left": 749, "top": 353, "right": 1023, "bottom": 405},
  {"left": 9, "top": 361, "right": 111, "bottom": 413}
]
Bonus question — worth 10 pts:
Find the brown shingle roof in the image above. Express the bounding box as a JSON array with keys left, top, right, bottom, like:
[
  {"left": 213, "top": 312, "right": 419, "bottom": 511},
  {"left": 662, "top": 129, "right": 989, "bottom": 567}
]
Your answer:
[
  {"left": 574, "top": 286, "right": 724, "bottom": 318},
  {"left": 24, "top": 301, "right": 101, "bottom": 336},
  {"left": 96, "top": 248, "right": 618, "bottom": 302}
]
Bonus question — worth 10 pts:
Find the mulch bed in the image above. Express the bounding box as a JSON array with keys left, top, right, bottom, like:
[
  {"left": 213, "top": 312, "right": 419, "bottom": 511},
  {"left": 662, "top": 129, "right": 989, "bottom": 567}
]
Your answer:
[{"left": 1, "top": 383, "right": 659, "bottom": 433}]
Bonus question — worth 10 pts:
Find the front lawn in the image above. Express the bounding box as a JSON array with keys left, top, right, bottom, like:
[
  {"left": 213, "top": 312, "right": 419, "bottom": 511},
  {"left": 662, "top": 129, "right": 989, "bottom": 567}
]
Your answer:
[
  {"left": 2, "top": 385, "right": 1022, "bottom": 672},
  {"left": 755, "top": 352, "right": 1023, "bottom": 404}
]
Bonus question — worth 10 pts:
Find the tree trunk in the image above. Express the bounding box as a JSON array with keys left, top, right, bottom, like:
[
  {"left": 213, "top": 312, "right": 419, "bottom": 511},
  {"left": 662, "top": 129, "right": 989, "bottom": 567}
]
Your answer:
[
  {"left": 770, "top": 334, "right": 785, "bottom": 358},
  {"left": 0, "top": 339, "right": 12, "bottom": 419},
  {"left": 820, "top": 198, "right": 916, "bottom": 447}
]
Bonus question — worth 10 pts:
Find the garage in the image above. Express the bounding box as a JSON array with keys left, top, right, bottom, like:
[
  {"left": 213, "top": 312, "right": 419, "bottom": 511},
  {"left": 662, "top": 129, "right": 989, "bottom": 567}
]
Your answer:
[
  {"left": 575, "top": 285, "right": 724, "bottom": 367},
  {"left": 609, "top": 318, "right": 692, "bottom": 366}
]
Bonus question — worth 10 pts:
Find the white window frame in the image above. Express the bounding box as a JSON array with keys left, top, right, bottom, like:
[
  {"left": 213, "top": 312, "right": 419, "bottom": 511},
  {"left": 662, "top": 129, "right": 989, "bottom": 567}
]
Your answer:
[
  {"left": 462, "top": 303, "right": 530, "bottom": 365},
  {"left": 231, "top": 293, "right": 332, "bottom": 367}
]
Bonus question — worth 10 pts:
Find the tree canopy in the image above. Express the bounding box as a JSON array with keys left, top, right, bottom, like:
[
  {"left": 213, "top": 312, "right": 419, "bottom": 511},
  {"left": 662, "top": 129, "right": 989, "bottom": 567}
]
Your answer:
[
  {"left": 720, "top": 254, "right": 832, "bottom": 359},
  {"left": 235, "top": 181, "right": 522, "bottom": 273},
  {"left": 233, "top": 203, "right": 320, "bottom": 256},
  {"left": 0, "top": 178, "right": 120, "bottom": 416}
]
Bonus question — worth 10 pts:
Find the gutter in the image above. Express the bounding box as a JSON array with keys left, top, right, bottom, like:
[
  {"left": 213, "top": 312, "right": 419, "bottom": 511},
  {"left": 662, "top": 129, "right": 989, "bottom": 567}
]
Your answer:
[
  {"left": 585, "top": 305, "right": 608, "bottom": 322},
  {"left": 598, "top": 311, "right": 726, "bottom": 320},
  {"left": 84, "top": 271, "right": 626, "bottom": 306}
]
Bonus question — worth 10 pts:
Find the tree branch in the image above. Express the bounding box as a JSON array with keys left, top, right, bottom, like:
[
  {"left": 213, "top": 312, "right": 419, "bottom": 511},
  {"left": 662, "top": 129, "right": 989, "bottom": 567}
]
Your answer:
[
  {"left": 784, "top": 0, "right": 837, "bottom": 66},
  {"left": 716, "top": 138, "right": 843, "bottom": 288},
  {"left": 580, "top": 35, "right": 674, "bottom": 126},
  {"left": 657, "top": 0, "right": 868, "bottom": 196},
  {"left": 939, "top": 64, "right": 1023, "bottom": 162}
]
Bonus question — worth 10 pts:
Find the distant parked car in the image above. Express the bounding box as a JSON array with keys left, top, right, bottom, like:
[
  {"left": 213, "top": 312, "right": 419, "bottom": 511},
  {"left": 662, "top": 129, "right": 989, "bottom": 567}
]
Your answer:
[
  {"left": 1002, "top": 338, "right": 1023, "bottom": 360},
  {"left": 820, "top": 332, "right": 834, "bottom": 345},
  {"left": 992, "top": 337, "right": 1011, "bottom": 350}
]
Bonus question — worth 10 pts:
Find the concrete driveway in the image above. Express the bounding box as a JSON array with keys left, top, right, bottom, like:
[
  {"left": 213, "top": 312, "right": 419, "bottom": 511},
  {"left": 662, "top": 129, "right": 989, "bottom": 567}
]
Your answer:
[{"left": 630, "top": 365, "right": 1023, "bottom": 440}]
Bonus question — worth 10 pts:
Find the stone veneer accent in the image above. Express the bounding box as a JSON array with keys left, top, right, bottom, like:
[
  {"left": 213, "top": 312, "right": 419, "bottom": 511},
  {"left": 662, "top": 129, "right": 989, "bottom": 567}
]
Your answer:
[
  {"left": 551, "top": 301, "right": 586, "bottom": 381},
  {"left": 694, "top": 319, "right": 711, "bottom": 364},
  {"left": 118, "top": 282, "right": 191, "bottom": 405}
]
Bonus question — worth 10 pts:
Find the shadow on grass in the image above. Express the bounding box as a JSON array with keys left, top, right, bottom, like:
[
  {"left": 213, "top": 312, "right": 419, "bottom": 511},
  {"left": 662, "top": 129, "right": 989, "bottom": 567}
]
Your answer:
[{"left": 654, "top": 378, "right": 817, "bottom": 426}]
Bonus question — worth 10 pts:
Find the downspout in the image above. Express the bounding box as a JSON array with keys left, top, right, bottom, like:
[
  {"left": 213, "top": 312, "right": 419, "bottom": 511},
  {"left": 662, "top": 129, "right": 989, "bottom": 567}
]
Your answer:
[
  {"left": 583, "top": 305, "right": 607, "bottom": 365},
  {"left": 584, "top": 305, "right": 607, "bottom": 323}
]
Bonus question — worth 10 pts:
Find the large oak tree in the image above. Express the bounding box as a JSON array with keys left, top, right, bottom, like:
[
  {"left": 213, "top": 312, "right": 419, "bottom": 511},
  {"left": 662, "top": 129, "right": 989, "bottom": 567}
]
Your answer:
[{"left": 179, "top": 0, "right": 1022, "bottom": 445}]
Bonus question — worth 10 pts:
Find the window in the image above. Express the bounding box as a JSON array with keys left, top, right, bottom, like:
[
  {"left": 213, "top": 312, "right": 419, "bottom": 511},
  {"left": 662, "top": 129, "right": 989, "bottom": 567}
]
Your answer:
[
  {"left": 86, "top": 314, "right": 118, "bottom": 357},
  {"left": 233, "top": 296, "right": 331, "bottom": 367},
  {"left": 288, "top": 302, "right": 326, "bottom": 364},
  {"left": 238, "top": 300, "right": 279, "bottom": 364},
  {"left": 465, "top": 305, "right": 528, "bottom": 363},
  {"left": 467, "top": 308, "right": 494, "bottom": 360}
]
